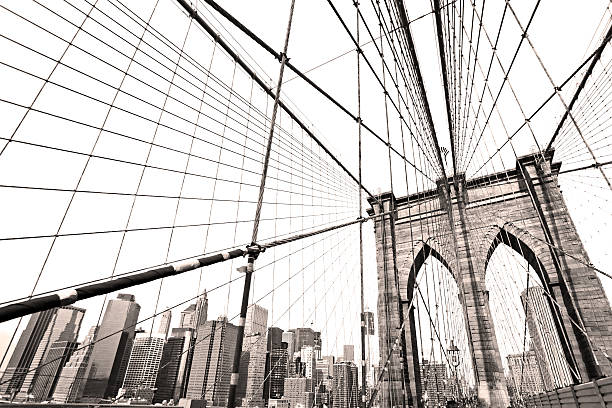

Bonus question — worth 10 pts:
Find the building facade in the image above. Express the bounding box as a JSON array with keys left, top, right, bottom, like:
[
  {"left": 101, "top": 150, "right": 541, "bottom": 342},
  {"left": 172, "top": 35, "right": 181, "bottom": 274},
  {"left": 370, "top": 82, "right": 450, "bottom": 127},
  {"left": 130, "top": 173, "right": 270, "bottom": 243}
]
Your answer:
[
  {"left": 121, "top": 334, "right": 166, "bottom": 402},
  {"left": 332, "top": 362, "right": 358, "bottom": 408},
  {"left": 264, "top": 327, "right": 284, "bottom": 401},
  {"left": 52, "top": 326, "right": 98, "bottom": 403},
  {"left": 17, "top": 306, "right": 85, "bottom": 401},
  {"left": 266, "top": 342, "right": 288, "bottom": 400},
  {"left": 521, "top": 286, "right": 573, "bottom": 391},
  {"left": 82, "top": 293, "right": 140, "bottom": 400},
  {"left": 180, "top": 291, "right": 208, "bottom": 330},
  {"left": 0, "top": 309, "right": 57, "bottom": 398},
  {"left": 300, "top": 346, "right": 316, "bottom": 381},
  {"left": 156, "top": 311, "right": 172, "bottom": 340},
  {"left": 507, "top": 351, "right": 545, "bottom": 397},
  {"left": 283, "top": 377, "right": 313, "bottom": 408},
  {"left": 154, "top": 328, "right": 195, "bottom": 403},
  {"left": 237, "top": 304, "right": 268, "bottom": 407},
  {"left": 186, "top": 317, "right": 238, "bottom": 406},
  {"left": 342, "top": 345, "right": 355, "bottom": 363}
]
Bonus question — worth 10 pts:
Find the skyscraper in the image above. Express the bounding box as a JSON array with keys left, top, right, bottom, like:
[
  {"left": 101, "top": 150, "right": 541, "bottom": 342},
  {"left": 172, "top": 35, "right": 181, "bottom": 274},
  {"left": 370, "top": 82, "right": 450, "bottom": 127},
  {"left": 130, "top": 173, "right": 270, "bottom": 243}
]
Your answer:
[
  {"left": 180, "top": 305, "right": 196, "bottom": 329},
  {"left": 343, "top": 345, "right": 355, "bottom": 363},
  {"left": 156, "top": 311, "right": 172, "bottom": 339},
  {"left": 314, "top": 332, "right": 322, "bottom": 360},
  {"left": 507, "top": 350, "right": 545, "bottom": 397},
  {"left": 267, "top": 327, "right": 284, "bottom": 351},
  {"left": 266, "top": 342, "right": 288, "bottom": 400},
  {"left": 316, "top": 356, "right": 334, "bottom": 387},
  {"left": 300, "top": 346, "right": 316, "bottom": 382},
  {"left": 186, "top": 317, "right": 238, "bottom": 406},
  {"left": 180, "top": 291, "right": 208, "bottom": 329},
  {"left": 237, "top": 304, "right": 268, "bottom": 407},
  {"left": 0, "top": 309, "right": 56, "bottom": 398},
  {"left": 154, "top": 328, "right": 195, "bottom": 403},
  {"left": 520, "top": 286, "right": 573, "bottom": 390},
  {"left": 264, "top": 327, "right": 284, "bottom": 401},
  {"left": 82, "top": 293, "right": 140, "bottom": 400},
  {"left": 332, "top": 362, "right": 359, "bottom": 408},
  {"left": 281, "top": 332, "right": 295, "bottom": 374},
  {"left": 52, "top": 326, "right": 99, "bottom": 403},
  {"left": 17, "top": 306, "right": 85, "bottom": 401},
  {"left": 121, "top": 333, "right": 166, "bottom": 402},
  {"left": 283, "top": 377, "right": 314, "bottom": 408},
  {"left": 293, "top": 328, "right": 316, "bottom": 352}
]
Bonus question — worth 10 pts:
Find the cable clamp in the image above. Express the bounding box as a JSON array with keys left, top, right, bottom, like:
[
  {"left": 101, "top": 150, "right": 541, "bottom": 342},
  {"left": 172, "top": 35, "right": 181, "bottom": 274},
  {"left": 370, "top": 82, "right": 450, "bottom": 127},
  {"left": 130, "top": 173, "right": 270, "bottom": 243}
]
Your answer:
[
  {"left": 279, "top": 52, "right": 290, "bottom": 62},
  {"left": 246, "top": 242, "right": 266, "bottom": 259}
]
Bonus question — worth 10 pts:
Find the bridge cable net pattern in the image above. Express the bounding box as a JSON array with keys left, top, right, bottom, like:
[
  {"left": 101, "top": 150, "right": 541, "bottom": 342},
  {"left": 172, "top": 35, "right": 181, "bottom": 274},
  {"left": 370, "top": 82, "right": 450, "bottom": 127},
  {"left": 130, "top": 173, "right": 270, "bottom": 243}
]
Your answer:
[
  {"left": 0, "top": 0, "right": 611, "bottom": 407},
  {"left": 0, "top": 0, "right": 364, "bottom": 404}
]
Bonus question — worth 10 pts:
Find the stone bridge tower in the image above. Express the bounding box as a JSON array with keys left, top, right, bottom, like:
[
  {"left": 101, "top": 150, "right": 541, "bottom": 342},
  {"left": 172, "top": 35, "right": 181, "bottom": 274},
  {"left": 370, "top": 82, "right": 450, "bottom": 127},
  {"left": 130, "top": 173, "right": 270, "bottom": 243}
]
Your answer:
[{"left": 368, "top": 152, "right": 612, "bottom": 407}]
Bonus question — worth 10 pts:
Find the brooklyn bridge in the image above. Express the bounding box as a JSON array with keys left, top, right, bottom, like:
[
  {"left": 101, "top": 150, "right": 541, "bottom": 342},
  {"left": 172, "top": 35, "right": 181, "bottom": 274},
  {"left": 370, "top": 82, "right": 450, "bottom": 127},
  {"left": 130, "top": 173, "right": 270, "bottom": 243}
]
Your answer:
[{"left": 0, "top": 0, "right": 611, "bottom": 407}]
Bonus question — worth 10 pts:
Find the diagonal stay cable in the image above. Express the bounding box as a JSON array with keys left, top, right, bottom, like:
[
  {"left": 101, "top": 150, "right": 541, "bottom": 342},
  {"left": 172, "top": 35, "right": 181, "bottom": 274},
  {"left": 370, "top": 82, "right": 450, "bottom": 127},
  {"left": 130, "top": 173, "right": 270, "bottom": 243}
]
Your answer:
[
  {"left": 173, "top": 0, "right": 375, "bottom": 198},
  {"left": 187, "top": 0, "right": 436, "bottom": 182}
]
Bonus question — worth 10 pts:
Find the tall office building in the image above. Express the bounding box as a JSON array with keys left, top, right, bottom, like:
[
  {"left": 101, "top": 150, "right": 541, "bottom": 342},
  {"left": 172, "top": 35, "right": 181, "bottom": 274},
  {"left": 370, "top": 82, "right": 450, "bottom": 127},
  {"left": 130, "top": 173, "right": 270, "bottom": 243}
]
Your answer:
[
  {"left": 30, "top": 341, "right": 79, "bottom": 401},
  {"left": 316, "top": 356, "right": 334, "bottom": 388},
  {"left": 420, "top": 359, "right": 449, "bottom": 408},
  {"left": 82, "top": 293, "right": 140, "bottom": 399},
  {"left": 281, "top": 332, "right": 295, "bottom": 374},
  {"left": 263, "top": 327, "right": 284, "bottom": 401},
  {"left": 186, "top": 317, "right": 238, "bottom": 406},
  {"left": 237, "top": 304, "right": 268, "bottom": 407},
  {"left": 332, "top": 362, "right": 359, "bottom": 408},
  {"left": 283, "top": 377, "right": 314, "bottom": 408},
  {"left": 314, "top": 332, "right": 322, "bottom": 360},
  {"left": 154, "top": 328, "right": 195, "bottom": 403},
  {"left": 52, "top": 326, "right": 98, "bottom": 403},
  {"left": 265, "top": 342, "right": 288, "bottom": 400},
  {"left": 180, "top": 290, "right": 208, "bottom": 329},
  {"left": 343, "top": 345, "right": 355, "bottom": 363},
  {"left": 520, "top": 286, "right": 573, "bottom": 390},
  {"left": 293, "top": 328, "right": 316, "bottom": 352},
  {"left": 267, "top": 327, "right": 284, "bottom": 351},
  {"left": 300, "top": 346, "right": 316, "bottom": 382},
  {"left": 507, "top": 350, "right": 545, "bottom": 397},
  {"left": 0, "top": 309, "right": 56, "bottom": 398},
  {"left": 156, "top": 311, "right": 172, "bottom": 339},
  {"left": 18, "top": 306, "right": 85, "bottom": 401},
  {"left": 121, "top": 333, "right": 165, "bottom": 402}
]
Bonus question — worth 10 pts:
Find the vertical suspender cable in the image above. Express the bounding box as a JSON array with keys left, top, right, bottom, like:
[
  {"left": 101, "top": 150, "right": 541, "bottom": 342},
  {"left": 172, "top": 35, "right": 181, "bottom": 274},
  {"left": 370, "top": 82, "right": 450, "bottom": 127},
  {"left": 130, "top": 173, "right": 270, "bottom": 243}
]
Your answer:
[
  {"left": 226, "top": 2, "right": 297, "bottom": 408},
  {"left": 355, "top": 2, "right": 368, "bottom": 407}
]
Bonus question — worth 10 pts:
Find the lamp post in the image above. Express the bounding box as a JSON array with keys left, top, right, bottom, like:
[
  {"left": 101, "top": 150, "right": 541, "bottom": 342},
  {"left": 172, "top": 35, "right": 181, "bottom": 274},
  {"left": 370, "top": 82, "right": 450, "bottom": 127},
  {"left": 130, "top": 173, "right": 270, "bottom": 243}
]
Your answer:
[{"left": 448, "top": 339, "right": 460, "bottom": 404}]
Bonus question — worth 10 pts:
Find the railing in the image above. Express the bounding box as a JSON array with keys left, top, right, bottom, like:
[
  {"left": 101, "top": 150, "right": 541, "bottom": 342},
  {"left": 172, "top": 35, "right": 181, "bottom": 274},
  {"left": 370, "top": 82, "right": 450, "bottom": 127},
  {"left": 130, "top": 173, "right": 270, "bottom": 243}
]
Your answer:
[{"left": 524, "top": 377, "right": 612, "bottom": 407}]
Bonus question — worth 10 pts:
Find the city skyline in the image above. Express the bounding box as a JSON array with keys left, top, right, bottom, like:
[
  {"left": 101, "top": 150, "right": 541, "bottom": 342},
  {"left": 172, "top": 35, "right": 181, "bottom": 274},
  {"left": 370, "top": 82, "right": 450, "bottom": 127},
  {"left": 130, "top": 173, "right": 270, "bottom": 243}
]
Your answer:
[{"left": 0, "top": 291, "right": 380, "bottom": 406}]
